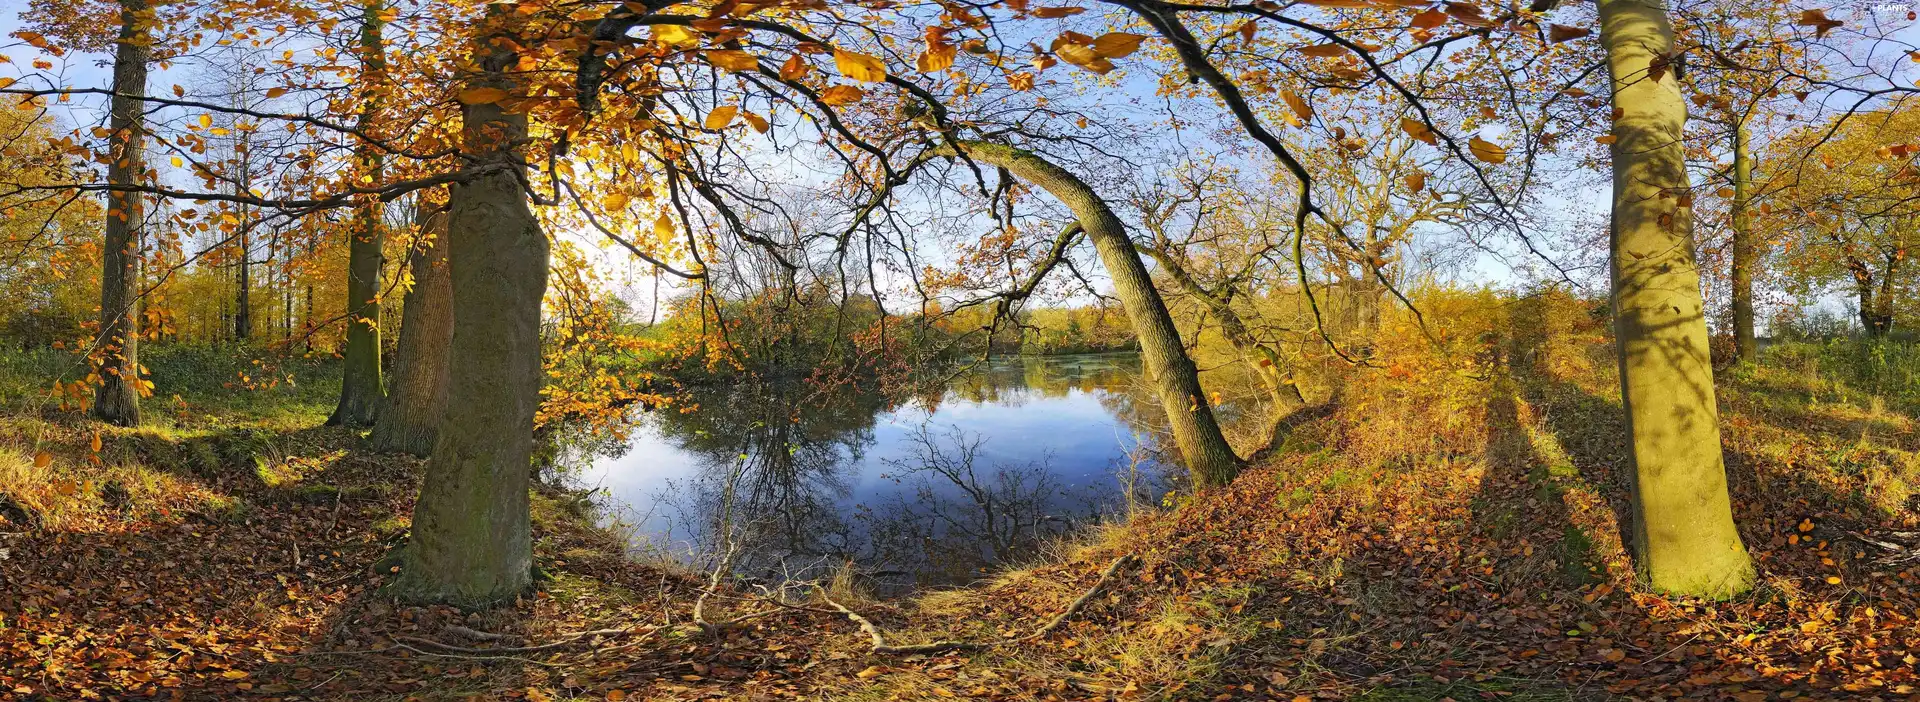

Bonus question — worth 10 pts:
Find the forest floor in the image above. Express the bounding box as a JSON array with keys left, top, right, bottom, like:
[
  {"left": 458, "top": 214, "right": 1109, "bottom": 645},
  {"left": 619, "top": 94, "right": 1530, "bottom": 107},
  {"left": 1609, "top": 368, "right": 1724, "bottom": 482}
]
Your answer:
[{"left": 3, "top": 342, "right": 1920, "bottom": 701}]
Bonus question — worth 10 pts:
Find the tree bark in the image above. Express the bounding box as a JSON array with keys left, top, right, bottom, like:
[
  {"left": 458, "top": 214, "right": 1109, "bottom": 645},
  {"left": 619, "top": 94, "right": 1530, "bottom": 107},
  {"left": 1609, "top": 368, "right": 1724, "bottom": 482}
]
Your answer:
[
  {"left": 1599, "top": 0, "right": 1754, "bottom": 598},
  {"left": 92, "top": 0, "right": 150, "bottom": 427},
  {"left": 395, "top": 9, "right": 549, "bottom": 606},
  {"left": 944, "top": 141, "right": 1243, "bottom": 487},
  {"left": 369, "top": 207, "right": 452, "bottom": 456},
  {"left": 1728, "top": 118, "right": 1757, "bottom": 362},
  {"left": 1138, "top": 246, "right": 1306, "bottom": 411},
  {"left": 328, "top": 0, "right": 388, "bottom": 427}
]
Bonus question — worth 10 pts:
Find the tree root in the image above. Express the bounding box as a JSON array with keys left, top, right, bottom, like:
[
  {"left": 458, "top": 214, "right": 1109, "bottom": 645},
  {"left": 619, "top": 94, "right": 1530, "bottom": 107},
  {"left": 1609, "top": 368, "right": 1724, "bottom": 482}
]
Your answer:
[
  {"left": 819, "top": 553, "right": 1140, "bottom": 656},
  {"left": 1815, "top": 522, "right": 1920, "bottom": 566}
]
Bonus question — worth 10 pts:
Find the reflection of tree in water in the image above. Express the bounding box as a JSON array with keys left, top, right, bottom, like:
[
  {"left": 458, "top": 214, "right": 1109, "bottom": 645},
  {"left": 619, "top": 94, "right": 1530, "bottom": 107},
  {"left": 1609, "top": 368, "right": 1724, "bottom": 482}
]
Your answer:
[{"left": 651, "top": 379, "right": 882, "bottom": 581}]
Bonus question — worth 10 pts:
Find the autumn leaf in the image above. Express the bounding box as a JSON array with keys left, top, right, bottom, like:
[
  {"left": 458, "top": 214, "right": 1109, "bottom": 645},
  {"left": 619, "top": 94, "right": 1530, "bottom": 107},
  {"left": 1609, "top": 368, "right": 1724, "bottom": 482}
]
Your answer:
[
  {"left": 917, "top": 45, "right": 956, "bottom": 73},
  {"left": 603, "top": 192, "right": 631, "bottom": 210},
  {"left": 1410, "top": 8, "right": 1448, "bottom": 30},
  {"left": 90, "top": 431, "right": 101, "bottom": 453},
  {"left": 1031, "top": 6, "right": 1086, "bottom": 17},
  {"left": 705, "top": 50, "right": 760, "bottom": 72},
  {"left": 653, "top": 213, "right": 676, "bottom": 240},
  {"left": 652, "top": 24, "right": 700, "bottom": 47},
  {"left": 1090, "top": 33, "right": 1146, "bottom": 58},
  {"left": 32, "top": 451, "right": 49, "bottom": 468},
  {"left": 835, "top": 50, "right": 888, "bottom": 83},
  {"left": 704, "top": 105, "right": 738, "bottom": 130},
  {"left": 1296, "top": 43, "right": 1349, "bottom": 58},
  {"left": 1056, "top": 44, "right": 1115, "bottom": 74},
  {"left": 1548, "top": 24, "right": 1590, "bottom": 43},
  {"left": 819, "top": 84, "right": 865, "bottom": 105},
  {"left": 1404, "top": 170, "right": 1426, "bottom": 193},
  {"left": 779, "top": 54, "right": 809, "bottom": 81},
  {"left": 1796, "top": 9, "right": 1843, "bottom": 39},
  {"left": 1468, "top": 136, "right": 1507, "bottom": 164},
  {"left": 1400, "top": 116, "right": 1438, "bottom": 145},
  {"left": 1008, "top": 72, "right": 1036, "bottom": 91},
  {"left": 1595, "top": 134, "right": 1616, "bottom": 145},
  {"left": 264, "top": 87, "right": 287, "bottom": 99},
  {"left": 220, "top": 670, "right": 249, "bottom": 680},
  {"left": 458, "top": 87, "right": 508, "bottom": 105},
  {"left": 1280, "top": 89, "right": 1313, "bottom": 127}
]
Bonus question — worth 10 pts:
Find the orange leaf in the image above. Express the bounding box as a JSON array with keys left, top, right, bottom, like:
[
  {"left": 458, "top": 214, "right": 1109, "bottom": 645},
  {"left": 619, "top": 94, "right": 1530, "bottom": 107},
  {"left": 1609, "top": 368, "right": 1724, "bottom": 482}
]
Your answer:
[
  {"left": 917, "top": 45, "right": 956, "bottom": 73},
  {"left": 1280, "top": 89, "right": 1313, "bottom": 127},
  {"left": 705, "top": 50, "right": 760, "bottom": 72},
  {"left": 1548, "top": 24, "right": 1590, "bottom": 43},
  {"left": 1399, "top": 116, "right": 1437, "bottom": 145},
  {"left": 1031, "top": 6, "right": 1086, "bottom": 17},
  {"left": 819, "top": 84, "right": 865, "bottom": 105},
  {"left": 1404, "top": 170, "right": 1426, "bottom": 193},
  {"left": 264, "top": 87, "right": 288, "bottom": 99},
  {"left": 741, "top": 111, "right": 769, "bottom": 133},
  {"left": 703, "top": 105, "right": 738, "bottom": 129},
  {"left": 1090, "top": 32, "right": 1146, "bottom": 58},
  {"left": 1468, "top": 136, "right": 1507, "bottom": 164},
  {"left": 779, "top": 54, "right": 809, "bottom": 81},
  {"left": 1296, "top": 43, "right": 1348, "bottom": 58},
  {"left": 458, "top": 87, "right": 508, "bottom": 105},
  {"left": 33, "top": 451, "right": 50, "bottom": 468},
  {"left": 1410, "top": 8, "right": 1448, "bottom": 30}
]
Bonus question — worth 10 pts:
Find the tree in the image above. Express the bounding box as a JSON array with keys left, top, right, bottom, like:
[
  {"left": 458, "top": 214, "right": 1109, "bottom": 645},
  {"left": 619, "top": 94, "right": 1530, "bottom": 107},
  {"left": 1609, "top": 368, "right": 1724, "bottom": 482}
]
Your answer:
[
  {"left": 942, "top": 141, "right": 1243, "bottom": 488},
  {"left": 393, "top": 7, "right": 549, "bottom": 606},
  {"left": 368, "top": 203, "right": 451, "bottom": 456},
  {"left": 328, "top": 0, "right": 388, "bottom": 427},
  {"left": 1596, "top": 0, "right": 1754, "bottom": 597},
  {"left": 91, "top": 0, "right": 152, "bottom": 427}
]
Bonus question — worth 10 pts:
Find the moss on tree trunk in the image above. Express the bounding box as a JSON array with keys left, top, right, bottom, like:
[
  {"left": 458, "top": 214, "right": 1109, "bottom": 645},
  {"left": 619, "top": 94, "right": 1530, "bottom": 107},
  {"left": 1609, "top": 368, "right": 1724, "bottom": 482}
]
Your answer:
[{"left": 1599, "top": 0, "right": 1755, "bottom": 598}]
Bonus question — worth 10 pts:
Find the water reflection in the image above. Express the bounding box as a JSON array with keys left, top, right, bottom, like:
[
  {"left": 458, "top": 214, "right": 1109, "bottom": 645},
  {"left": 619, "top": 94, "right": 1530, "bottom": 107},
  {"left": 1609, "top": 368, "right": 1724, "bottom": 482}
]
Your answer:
[{"left": 571, "top": 353, "right": 1175, "bottom": 594}]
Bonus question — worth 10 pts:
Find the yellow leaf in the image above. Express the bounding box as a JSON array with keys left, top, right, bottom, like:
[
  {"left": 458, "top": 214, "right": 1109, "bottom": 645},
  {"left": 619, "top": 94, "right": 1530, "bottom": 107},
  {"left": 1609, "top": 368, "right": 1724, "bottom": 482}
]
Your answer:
[
  {"left": 1594, "top": 134, "right": 1617, "bottom": 145},
  {"left": 1090, "top": 32, "right": 1145, "bottom": 59},
  {"left": 703, "top": 105, "right": 738, "bottom": 130},
  {"left": 705, "top": 50, "right": 760, "bottom": 72},
  {"left": 741, "top": 111, "right": 769, "bottom": 133},
  {"left": 1055, "top": 44, "right": 1115, "bottom": 74},
  {"left": 854, "top": 666, "right": 887, "bottom": 679},
  {"left": 1008, "top": 72, "right": 1035, "bottom": 91},
  {"left": 652, "top": 24, "right": 699, "bottom": 47},
  {"left": 0, "top": 78, "right": 14, "bottom": 90},
  {"left": 90, "top": 431, "right": 101, "bottom": 452},
  {"left": 603, "top": 192, "right": 630, "bottom": 210},
  {"left": 819, "top": 84, "right": 865, "bottom": 105},
  {"left": 199, "top": 114, "right": 213, "bottom": 128},
  {"left": 1280, "top": 89, "right": 1312, "bottom": 127},
  {"left": 221, "top": 670, "right": 249, "bottom": 680},
  {"left": 1468, "top": 136, "right": 1507, "bottom": 164},
  {"left": 834, "top": 50, "right": 887, "bottom": 83},
  {"left": 917, "top": 45, "right": 956, "bottom": 73},
  {"left": 1399, "top": 116, "right": 1437, "bottom": 145},
  {"left": 170, "top": 156, "right": 184, "bottom": 168},
  {"left": 459, "top": 87, "right": 508, "bottom": 105},
  {"left": 264, "top": 87, "right": 287, "bottom": 99},
  {"left": 654, "top": 213, "right": 675, "bottom": 240}
]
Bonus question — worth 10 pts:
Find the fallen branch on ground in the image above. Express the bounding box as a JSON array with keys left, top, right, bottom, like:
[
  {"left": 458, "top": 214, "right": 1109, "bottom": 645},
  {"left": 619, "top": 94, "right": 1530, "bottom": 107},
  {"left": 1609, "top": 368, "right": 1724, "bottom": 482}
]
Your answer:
[
  {"left": 393, "top": 625, "right": 657, "bottom": 656},
  {"left": 818, "top": 553, "right": 1140, "bottom": 656}
]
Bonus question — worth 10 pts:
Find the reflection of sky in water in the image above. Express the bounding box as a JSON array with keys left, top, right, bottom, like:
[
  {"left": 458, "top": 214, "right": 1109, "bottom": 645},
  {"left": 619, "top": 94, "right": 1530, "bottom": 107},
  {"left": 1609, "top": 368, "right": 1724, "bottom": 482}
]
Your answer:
[{"left": 576, "top": 354, "right": 1159, "bottom": 561}]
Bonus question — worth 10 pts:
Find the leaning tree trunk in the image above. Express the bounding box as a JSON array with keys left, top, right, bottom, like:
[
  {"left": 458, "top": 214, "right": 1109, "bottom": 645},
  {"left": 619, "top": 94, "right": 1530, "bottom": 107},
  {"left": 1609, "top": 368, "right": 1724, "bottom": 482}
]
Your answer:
[
  {"left": 1599, "top": 0, "right": 1754, "bottom": 598},
  {"left": 394, "top": 10, "right": 549, "bottom": 606},
  {"left": 946, "top": 141, "right": 1242, "bottom": 487},
  {"left": 1728, "top": 118, "right": 1758, "bottom": 363},
  {"left": 92, "top": 0, "right": 151, "bottom": 427},
  {"left": 368, "top": 206, "right": 452, "bottom": 456},
  {"left": 328, "top": 0, "right": 388, "bottom": 427}
]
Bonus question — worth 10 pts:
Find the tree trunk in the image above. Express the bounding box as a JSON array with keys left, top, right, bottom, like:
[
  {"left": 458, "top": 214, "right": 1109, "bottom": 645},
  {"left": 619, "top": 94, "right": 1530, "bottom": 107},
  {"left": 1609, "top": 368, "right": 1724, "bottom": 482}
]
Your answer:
[
  {"left": 328, "top": 0, "right": 388, "bottom": 427},
  {"left": 92, "top": 0, "right": 150, "bottom": 427},
  {"left": 1728, "top": 118, "right": 1757, "bottom": 362},
  {"left": 236, "top": 226, "right": 251, "bottom": 341},
  {"left": 369, "top": 207, "right": 452, "bottom": 456},
  {"left": 1599, "top": 0, "right": 1754, "bottom": 598},
  {"left": 395, "top": 10, "right": 549, "bottom": 606},
  {"left": 945, "top": 141, "right": 1242, "bottom": 487},
  {"left": 1138, "top": 246, "right": 1306, "bottom": 413}
]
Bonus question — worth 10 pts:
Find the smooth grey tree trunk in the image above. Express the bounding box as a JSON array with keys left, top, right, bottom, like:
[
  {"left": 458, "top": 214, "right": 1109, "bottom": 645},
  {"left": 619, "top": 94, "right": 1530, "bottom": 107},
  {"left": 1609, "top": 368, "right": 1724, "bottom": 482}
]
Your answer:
[
  {"left": 92, "top": 0, "right": 150, "bottom": 427},
  {"left": 395, "top": 9, "right": 549, "bottom": 606},
  {"left": 945, "top": 141, "right": 1243, "bottom": 487},
  {"left": 369, "top": 207, "right": 452, "bottom": 456},
  {"left": 1599, "top": 0, "right": 1755, "bottom": 598},
  {"left": 1729, "top": 119, "right": 1757, "bottom": 362}
]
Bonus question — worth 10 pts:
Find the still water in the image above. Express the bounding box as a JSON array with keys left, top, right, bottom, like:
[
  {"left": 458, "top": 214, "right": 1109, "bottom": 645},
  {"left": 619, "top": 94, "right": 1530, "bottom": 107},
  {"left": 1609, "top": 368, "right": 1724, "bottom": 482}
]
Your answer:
[{"left": 570, "top": 353, "right": 1176, "bottom": 593}]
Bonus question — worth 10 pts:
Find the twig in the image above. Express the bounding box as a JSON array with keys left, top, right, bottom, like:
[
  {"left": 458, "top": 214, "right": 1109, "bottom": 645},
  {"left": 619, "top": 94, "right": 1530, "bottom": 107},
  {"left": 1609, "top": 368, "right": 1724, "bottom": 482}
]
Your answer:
[
  {"left": 389, "top": 642, "right": 565, "bottom": 668},
  {"left": 819, "top": 553, "right": 1140, "bottom": 656},
  {"left": 393, "top": 626, "right": 655, "bottom": 656}
]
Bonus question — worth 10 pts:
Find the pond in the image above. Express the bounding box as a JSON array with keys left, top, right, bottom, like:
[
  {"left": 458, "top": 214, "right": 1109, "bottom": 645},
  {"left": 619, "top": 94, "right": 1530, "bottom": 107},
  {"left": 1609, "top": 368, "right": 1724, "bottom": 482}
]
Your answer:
[{"left": 567, "top": 353, "right": 1182, "bottom": 595}]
